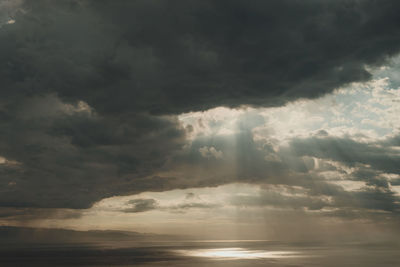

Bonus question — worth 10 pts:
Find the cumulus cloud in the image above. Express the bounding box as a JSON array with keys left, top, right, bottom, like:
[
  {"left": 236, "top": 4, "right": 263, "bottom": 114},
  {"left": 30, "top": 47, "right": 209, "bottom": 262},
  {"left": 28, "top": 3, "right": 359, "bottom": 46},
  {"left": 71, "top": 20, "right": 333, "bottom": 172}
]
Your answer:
[{"left": 199, "top": 146, "right": 223, "bottom": 159}]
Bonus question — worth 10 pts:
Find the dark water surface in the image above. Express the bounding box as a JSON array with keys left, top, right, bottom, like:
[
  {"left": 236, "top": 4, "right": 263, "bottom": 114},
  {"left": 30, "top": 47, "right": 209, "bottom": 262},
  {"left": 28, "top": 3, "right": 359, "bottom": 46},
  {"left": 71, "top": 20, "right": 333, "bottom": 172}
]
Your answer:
[{"left": 1, "top": 240, "right": 399, "bottom": 266}]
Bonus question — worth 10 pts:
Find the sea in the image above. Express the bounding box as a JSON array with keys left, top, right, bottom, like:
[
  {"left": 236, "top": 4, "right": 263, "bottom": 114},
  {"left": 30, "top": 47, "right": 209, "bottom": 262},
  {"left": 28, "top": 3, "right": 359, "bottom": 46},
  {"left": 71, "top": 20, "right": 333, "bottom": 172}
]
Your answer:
[{"left": 1, "top": 240, "right": 399, "bottom": 266}]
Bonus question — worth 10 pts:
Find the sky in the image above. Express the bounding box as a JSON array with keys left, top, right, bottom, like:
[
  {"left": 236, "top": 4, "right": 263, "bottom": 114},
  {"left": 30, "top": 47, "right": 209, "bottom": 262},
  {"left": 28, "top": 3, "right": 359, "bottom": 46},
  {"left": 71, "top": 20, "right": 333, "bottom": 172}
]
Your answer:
[{"left": 1, "top": 0, "right": 400, "bottom": 242}]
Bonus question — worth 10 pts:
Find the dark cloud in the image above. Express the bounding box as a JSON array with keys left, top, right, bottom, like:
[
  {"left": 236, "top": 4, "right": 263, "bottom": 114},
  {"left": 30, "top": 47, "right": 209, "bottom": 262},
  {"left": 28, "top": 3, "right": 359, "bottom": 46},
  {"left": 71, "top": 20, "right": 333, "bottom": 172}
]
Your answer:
[
  {"left": 228, "top": 180, "right": 400, "bottom": 215},
  {"left": 122, "top": 196, "right": 219, "bottom": 214},
  {"left": 122, "top": 199, "right": 158, "bottom": 213},
  {"left": 1, "top": 0, "right": 400, "bottom": 214},
  {"left": 2, "top": 0, "right": 400, "bottom": 114},
  {"left": 0, "top": 100, "right": 186, "bottom": 208},
  {"left": 275, "top": 134, "right": 400, "bottom": 215},
  {"left": 390, "top": 179, "right": 400, "bottom": 186},
  {"left": 185, "top": 193, "right": 196, "bottom": 200},
  {"left": 287, "top": 135, "right": 400, "bottom": 174},
  {"left": 165, "top": 202, "right": 220, "bottom": 212}
]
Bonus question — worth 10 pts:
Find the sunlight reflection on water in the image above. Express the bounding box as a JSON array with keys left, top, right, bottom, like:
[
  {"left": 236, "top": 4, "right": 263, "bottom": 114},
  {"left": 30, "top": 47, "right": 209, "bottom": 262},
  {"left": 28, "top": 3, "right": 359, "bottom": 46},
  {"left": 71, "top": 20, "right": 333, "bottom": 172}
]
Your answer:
[{"left": 175, "top": 247, "right": 304, "bottom": 260}]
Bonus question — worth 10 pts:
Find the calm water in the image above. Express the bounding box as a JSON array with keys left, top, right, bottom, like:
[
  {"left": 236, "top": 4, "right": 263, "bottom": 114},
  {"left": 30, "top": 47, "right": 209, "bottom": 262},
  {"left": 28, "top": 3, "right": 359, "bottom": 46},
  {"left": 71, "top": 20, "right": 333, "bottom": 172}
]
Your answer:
[{"left": 1, "top": 240, "right": 399, "bottom": 266}]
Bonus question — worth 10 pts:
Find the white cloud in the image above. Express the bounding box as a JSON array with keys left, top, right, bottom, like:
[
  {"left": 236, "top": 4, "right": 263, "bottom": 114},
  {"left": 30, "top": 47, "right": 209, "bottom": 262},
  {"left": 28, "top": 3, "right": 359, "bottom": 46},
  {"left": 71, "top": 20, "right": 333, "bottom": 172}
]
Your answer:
[{"left": 199, "top": 146, "right": 223, "bottom": 159}]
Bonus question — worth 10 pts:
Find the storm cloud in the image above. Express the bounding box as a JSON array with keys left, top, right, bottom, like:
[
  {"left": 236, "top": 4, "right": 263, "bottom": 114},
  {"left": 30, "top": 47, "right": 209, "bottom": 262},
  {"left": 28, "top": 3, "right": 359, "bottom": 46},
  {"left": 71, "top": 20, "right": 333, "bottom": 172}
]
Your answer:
[
  {"left": 1, "top": 0, "right": 400, "bottom": 216},
  {"left": 3, "top": 0, "right": 400, "bottom": 114}
]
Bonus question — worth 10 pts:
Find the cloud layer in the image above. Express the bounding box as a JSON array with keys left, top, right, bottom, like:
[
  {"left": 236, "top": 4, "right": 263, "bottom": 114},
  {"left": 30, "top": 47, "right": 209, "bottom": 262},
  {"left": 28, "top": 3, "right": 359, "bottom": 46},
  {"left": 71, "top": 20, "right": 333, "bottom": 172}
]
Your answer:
[
  {"left": 3, "top": 0, "right": 400, "bottom": 114},
  {"left": 1, "top": 0, "right": 400, "bottom": 219}
]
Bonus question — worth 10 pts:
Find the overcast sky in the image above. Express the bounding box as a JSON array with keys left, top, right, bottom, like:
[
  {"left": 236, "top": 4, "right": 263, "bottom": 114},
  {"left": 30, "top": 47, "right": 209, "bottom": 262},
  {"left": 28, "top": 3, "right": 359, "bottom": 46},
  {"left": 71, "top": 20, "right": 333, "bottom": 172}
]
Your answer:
[{"left": 1, "top": 0, "right": 400, "bottom": 242}]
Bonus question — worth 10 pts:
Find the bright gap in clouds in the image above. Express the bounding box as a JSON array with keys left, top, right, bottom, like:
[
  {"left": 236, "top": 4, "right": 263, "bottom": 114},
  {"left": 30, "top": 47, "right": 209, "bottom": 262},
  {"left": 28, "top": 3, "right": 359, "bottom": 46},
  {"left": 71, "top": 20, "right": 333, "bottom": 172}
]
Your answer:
[{"left": 179, "top": 77, "right": 399, "bottom": 143}]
